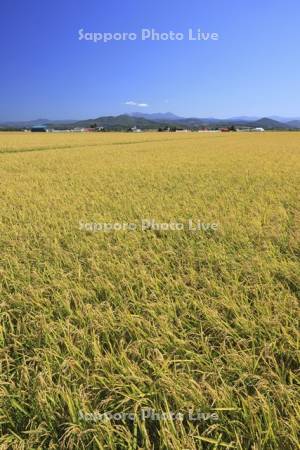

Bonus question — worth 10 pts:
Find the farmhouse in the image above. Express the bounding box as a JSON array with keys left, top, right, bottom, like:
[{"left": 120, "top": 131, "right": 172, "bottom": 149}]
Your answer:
[
  {"left": 130, "top": 126, "right": 142, "bottom": 133},
  {"left": 72, "top": 127, "right": 86, "bottom": 132},
  {"left": 237, "top": 127, "right": 265, "bottom": 132}
]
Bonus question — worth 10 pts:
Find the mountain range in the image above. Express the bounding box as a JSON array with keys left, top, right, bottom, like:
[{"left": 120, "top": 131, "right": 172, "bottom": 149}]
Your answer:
[{"left": 1, "top": 113, "right": 300, "bottom": 130}]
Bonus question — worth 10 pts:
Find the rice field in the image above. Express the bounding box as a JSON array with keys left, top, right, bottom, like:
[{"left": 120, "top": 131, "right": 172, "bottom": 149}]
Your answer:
[{"left": 0, "top": 131, "right": 299, "bottom": 449}]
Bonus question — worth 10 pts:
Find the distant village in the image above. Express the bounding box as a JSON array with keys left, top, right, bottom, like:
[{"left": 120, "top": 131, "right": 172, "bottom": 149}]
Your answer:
[{"left": 27, "top": 124, "right": 265, "bottom": 133}]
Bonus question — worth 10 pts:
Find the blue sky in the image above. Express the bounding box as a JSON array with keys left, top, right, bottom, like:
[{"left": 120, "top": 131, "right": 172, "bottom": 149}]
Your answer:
[{"left": 1, "top": 0, "right": 300, "bottom": 120}]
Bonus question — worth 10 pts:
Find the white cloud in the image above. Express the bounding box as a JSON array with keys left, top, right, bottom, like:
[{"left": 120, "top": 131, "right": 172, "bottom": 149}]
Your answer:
[{"left": 125, "top": 101, "right": 149, "bottom": 107}]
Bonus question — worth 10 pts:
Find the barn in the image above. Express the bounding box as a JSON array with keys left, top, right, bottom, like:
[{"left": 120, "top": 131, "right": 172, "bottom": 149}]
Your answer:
[{"left": 31, "top": 125, "right": 48, "bottom": 132}]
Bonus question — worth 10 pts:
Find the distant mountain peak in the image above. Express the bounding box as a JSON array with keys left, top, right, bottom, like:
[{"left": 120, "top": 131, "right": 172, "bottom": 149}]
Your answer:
[{"left": 129, "top": 112, "right": 183, "bottom": 121}]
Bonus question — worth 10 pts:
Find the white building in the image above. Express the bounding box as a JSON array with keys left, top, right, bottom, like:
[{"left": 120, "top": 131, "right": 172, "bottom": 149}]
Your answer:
[{"left": 72, "top": 128, "right": 86, "bottom": 132}]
